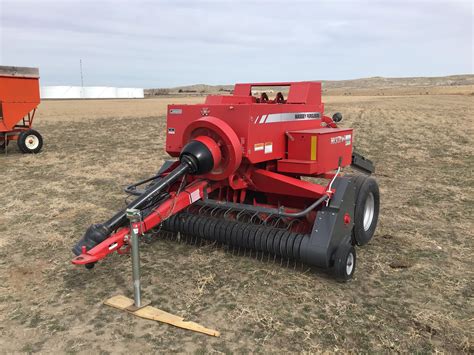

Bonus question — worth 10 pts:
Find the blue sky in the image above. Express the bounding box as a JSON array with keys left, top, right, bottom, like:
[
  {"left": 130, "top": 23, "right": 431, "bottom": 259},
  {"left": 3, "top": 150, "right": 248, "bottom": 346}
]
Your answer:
[{"left": 1, "top": 0, "right": 472, "bottom": 88}]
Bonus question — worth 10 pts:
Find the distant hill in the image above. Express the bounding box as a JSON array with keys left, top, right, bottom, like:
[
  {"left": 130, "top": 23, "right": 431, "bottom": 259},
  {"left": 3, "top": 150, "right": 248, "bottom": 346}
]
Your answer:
[{"left": 145, "top": 74, "right": 474, "bottom": 97}]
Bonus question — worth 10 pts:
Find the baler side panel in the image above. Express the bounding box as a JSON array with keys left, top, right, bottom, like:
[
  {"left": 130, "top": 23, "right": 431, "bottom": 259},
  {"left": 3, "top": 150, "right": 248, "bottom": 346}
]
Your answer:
[
  {"left": 278, "top": 128, "right": 353, "bottom": 175},
  {"left": 286, "top": 82, "right": 322, "bottom": 105},
  {"left": 166, "top": 104, "right": 251, "bottom": 156},
  {"left": 246, "top": 104, "right": 325, "bottom": 163}
]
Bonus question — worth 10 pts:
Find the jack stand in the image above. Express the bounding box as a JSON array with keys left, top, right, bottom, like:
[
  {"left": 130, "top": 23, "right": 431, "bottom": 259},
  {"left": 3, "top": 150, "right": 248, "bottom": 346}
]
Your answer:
[
  {"left": 125, "top": 208, "right": 150, "bottom": 311},
  {"left": 103, "top": 208, "right": 220, "bottom": 337}
]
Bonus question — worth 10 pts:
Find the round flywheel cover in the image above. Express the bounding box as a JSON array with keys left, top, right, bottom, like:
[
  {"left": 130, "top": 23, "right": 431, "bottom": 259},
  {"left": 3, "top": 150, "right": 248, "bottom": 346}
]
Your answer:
[{"left": 183, "top": 116, "right": 242, "bottom": 180}]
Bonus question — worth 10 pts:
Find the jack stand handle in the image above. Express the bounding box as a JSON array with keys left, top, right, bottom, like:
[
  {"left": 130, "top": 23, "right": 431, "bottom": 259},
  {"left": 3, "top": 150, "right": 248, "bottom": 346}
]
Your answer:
[{"left": 126, "top": 208, "right": 143, "bottom": 308}]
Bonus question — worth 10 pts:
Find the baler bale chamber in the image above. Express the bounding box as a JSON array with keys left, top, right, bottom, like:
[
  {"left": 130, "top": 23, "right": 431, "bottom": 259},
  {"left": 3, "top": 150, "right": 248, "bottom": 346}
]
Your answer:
[
  {"left": 0, "top": 66, "right": 43, "bottom": 153},
  {"left": 72, "top": 81, "right": 380, "bottom": 281}
]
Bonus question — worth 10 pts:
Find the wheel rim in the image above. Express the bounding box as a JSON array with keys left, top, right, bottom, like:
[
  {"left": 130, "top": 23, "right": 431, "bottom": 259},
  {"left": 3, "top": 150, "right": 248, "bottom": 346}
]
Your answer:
[
  {"left": 25, "top": 135, "right": 39, "bottom": 150},
  {"left": 363, "top": 192, "right": 375, "bottom": 231},
  {"left": 346, "top": 252, "right": 354, "bottom": 275}
]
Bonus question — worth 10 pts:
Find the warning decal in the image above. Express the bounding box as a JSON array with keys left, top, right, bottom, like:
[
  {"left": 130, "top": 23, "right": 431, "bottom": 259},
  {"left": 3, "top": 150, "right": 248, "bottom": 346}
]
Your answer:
[
  {"left": 254, "top": 143, "right": 264, "bottom": 151},
  {"left": 264, "top": 142, "right": 273, "bottom": 154},
  {"left": 345, "top": 134, "right": 352, "bottom": 146},
  {"left": 190, "top": 189, "right": 201, "bottom": 203}
]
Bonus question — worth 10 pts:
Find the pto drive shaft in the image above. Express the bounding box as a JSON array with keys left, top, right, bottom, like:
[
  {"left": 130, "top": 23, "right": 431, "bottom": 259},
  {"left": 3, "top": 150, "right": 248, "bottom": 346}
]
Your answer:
[{"left": 72, "top": 138, "right": 218, "bottom": 256}]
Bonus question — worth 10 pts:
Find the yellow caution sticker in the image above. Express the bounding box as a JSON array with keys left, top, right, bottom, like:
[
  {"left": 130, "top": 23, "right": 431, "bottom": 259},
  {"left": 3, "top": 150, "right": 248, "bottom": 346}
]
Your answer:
[{"left": 311, "top": 136, "right": 317, "bottom": 160}]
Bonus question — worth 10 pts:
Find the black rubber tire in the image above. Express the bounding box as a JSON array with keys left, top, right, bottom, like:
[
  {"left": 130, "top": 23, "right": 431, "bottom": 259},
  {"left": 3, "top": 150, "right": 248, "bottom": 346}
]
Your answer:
[
  {"left": 17, "top": 129, "right": 43, "bottom": 154},
  {"left": 353, "top": 177, "right": 380, "bottom": 246},
  {"left": 85, "top": 263, "right": 95, "bottom": 270},
  {"left": 332, "top": 112, "right": 343, "bottom": 123},
  {"left": 333, "top": 242, "right": 356, "bottom": 281},
  {"left": 0, "top": 136, "right": 8, "bottom": 150}
]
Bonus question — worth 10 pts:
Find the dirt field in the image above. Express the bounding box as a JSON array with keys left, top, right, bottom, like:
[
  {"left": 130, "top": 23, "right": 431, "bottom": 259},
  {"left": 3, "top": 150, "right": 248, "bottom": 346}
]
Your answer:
[{"left": 0, "top": 93, "right": 472, "bottom": 352}]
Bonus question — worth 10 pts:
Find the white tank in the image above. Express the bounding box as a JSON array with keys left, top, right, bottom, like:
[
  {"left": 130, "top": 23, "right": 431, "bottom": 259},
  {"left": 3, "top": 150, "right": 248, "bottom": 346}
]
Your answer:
[
  {"left": 40, "top": 86, "right": 82, "bottom": 99},
  {"left": 82, "top": 87, "right": 118, "bottom": 99},
  {"left": 117, "top": 88, "right": 145, "bottom": 98},
  {"left": 40, "top": 86, "right": 143, "bottom": 99},
  {"left": 131, "top": 88, "right": 145, "bottom": 98},
  {"left": 117, "top": 88, "right": 132, "bottom": 98}
]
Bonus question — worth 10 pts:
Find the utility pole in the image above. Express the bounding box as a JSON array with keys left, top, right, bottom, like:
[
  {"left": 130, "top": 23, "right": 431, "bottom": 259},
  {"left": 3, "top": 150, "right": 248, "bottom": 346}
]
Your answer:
[{"left": 79, "top": 59, "right": 84, "bottom": 87}]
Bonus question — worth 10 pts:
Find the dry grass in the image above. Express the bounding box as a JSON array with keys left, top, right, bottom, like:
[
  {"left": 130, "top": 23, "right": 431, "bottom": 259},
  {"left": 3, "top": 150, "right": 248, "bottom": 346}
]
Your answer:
[{"left": 0, "top": 94, "right": 473, "bottom": 352}]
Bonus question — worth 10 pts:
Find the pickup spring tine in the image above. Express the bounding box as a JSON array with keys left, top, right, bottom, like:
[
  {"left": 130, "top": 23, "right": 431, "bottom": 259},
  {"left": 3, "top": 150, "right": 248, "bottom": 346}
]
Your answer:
[
  {"left": 250, "top": 211, "right": 260, "bottom": 224},
  {"left": 223, "top": 208, "right": 233, "bottom": 219},
  {"left": 263, "top": 214, "right": 273, "bottom": 225},
  {"left": 286, "top": 218, "right": 299, "bottom": 230},
  {"left": 271, "top": 217, "right": 280, "bottom": 228},
  {"left": 235, "top": 210, "right": 243, "bottom": 221},
  {"left": 210, "top": 206, "right": 219, "bottom": 217}
]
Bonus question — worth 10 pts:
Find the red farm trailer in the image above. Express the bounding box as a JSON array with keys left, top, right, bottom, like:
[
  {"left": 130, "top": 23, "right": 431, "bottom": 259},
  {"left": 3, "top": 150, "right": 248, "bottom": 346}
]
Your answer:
[{"left": 0, "top": 66, "right": 43, "bottom": 154}]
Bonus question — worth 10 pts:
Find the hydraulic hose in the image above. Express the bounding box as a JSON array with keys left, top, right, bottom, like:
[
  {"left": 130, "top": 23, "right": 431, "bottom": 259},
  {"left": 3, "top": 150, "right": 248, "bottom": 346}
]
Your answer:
[{"left": 104, "top": 161, "right": 191, "bottom": 232}]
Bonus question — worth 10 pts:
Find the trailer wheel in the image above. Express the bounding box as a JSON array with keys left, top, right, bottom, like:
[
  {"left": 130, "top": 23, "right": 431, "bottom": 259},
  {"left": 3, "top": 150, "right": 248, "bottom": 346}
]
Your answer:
[
  {"left": 18, "top": 129, "right": 43, "bottom": 154},
  {"left": 0, "top": 135, "right": 8, "bottom": 150},
  {"left": 333, "top": 241, "right": 356, "bottom": 281},
  {"left": 353, "top": 177, "right": 380, "bottom": 246}
]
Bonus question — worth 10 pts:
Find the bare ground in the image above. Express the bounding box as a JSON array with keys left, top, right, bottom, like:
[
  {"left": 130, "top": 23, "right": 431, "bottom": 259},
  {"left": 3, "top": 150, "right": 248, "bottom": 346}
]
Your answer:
[{"left": 0, "top": 94, "right": 473, "bottom": 353}]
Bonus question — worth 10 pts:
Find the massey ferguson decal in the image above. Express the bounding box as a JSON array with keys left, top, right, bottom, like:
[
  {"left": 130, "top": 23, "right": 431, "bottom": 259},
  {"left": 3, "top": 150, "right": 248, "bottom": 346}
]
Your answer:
[
  {"left": 331, "top": 134, "right": 352, "bottom": 146},
  {"left": 254, "top": 112, "right": 321, "bottom": 124}
]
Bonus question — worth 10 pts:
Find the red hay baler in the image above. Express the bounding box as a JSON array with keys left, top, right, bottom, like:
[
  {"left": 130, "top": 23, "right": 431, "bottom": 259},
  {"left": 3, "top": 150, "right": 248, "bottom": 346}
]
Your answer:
[
  {"left": 72, "top": 82, "right": 379, "bottom": 281},
  {"left": 0, "top": 66, "right": 43, "bottom": 154}
]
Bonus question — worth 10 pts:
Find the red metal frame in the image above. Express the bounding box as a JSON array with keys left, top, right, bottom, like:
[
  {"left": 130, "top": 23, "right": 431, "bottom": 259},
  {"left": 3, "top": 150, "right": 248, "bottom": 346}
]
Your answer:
[{"left": 73, "top": 180, "right": 211, "bottom": 265}]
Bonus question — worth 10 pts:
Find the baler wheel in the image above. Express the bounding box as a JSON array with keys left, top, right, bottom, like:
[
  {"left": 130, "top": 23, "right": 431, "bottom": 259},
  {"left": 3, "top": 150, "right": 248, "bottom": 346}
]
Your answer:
[
  {"left": 18, "top": 129, "right": 43, "bottom": 154},
  {"left": 333, "top": 242, "right": 356, "bottom": 281},
  {"left": 353, "top": 177, "right": 380, "bottom": 246}
]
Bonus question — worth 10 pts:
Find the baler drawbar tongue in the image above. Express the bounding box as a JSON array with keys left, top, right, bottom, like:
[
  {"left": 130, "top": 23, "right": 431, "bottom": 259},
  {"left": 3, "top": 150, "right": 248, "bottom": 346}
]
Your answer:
[{"left": 72, "top": 137, "right": 219, "bottom": 259}]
